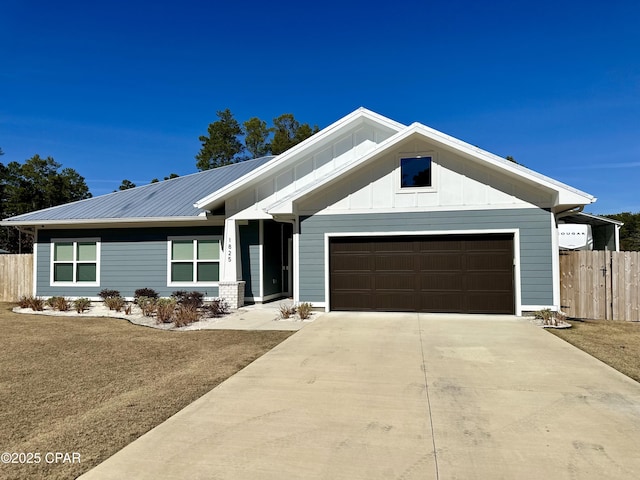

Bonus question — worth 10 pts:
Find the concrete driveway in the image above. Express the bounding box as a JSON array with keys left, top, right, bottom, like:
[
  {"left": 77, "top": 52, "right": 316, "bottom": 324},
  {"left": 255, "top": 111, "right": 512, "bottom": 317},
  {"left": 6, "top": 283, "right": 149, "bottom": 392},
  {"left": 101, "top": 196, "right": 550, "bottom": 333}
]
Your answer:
[{"left": 80, "top": 313, "right": 640, "bottom": 479}]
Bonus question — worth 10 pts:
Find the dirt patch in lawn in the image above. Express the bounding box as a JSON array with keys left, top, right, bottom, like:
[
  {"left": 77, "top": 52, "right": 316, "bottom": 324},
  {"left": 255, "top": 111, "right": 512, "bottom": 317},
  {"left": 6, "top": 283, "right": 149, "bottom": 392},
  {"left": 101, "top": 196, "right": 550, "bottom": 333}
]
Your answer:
[
  {"left": 0, "top": 303, "right": 294, "bottom": 480},
  {"left": 547, "top": 318, "right": 640, "bottom": 383}
]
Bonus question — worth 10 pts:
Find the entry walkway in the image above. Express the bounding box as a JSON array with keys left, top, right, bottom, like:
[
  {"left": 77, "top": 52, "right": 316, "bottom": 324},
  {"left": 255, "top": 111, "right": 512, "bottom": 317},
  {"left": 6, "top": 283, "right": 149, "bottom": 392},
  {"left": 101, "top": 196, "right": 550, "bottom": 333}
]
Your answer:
[{"left": 80, "top": 313, "right": 640, "bottom": 479}]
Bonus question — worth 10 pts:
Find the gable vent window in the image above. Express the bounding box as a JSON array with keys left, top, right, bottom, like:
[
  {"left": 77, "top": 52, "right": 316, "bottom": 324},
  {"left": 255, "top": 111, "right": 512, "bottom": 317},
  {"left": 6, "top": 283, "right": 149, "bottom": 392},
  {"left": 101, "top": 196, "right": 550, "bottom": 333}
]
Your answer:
[
  {"left": 401, "top": 156, "right": 432, "bottom": 188},
  {"left": 168, "top": 237, "right": 220, "bottom": 286},
  {"left": 51, "top": 239, "right": 100, "bottom": 285}
]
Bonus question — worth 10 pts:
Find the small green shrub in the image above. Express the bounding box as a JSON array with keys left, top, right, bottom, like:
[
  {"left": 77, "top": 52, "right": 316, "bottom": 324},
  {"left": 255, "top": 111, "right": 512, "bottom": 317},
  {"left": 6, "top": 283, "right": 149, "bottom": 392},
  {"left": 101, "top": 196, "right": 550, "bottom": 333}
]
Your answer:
[
  {"left": 98, "top": 289, "right": 121, "bottom": 300},
  {"left": 47, "top": 296, "right": 71, "bottom": 311},
  {"left": 134, "top": 288, "right": 159, "bottom": 303},
  {"left": 172, "top": 290, "right": 204, "bottom": 309},
  {"left": 279, "top": 302, "right": 297, "bottom": 319},
  {"left": 137, "top": 296, "right": 157, "bottom": 317},
  {"left": 297, "top": 302, "right": 313, "bottom": 320},
  {"left": 73, "top": 298, "right": 91, "bottom": 313},
  {"left": 174, "top": 304, "right": 200, "bottom": 327},
  {"left": 155, "top": 298, "right": 176, "bottom": 324},
  {"left": 104, "top": 296, "right": 126, "bottom": 312}
]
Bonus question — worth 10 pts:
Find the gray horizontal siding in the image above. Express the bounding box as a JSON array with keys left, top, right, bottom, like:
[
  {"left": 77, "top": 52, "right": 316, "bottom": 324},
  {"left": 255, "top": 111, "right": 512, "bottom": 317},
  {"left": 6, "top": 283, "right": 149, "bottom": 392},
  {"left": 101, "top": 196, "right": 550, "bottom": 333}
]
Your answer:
[
  {"left": 36, "top": 226, "right": 223, "bottom": 298},
  {"left": 240, "top": 221, "right": 260, "bottom": 298},
  {"left": 298, "top": 208, "right": 554, "bottom": 306}
]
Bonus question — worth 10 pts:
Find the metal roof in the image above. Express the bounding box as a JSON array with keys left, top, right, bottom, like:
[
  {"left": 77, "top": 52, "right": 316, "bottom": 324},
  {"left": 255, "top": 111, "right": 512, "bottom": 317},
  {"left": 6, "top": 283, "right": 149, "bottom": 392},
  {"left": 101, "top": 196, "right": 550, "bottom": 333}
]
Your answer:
[{"left": 2, "top": 156, "right": 275, "bottom": 223}]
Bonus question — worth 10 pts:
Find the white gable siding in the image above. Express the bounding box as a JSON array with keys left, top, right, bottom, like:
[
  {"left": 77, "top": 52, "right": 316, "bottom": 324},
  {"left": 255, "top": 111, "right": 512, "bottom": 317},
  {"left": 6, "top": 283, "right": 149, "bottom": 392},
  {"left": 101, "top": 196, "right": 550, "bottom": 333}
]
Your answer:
[
  {"left": 297, "top": 139, "right": 552, "bottom": 214},
  {"left": 225, "top": 123, "right": 396, "bottom": 216}
]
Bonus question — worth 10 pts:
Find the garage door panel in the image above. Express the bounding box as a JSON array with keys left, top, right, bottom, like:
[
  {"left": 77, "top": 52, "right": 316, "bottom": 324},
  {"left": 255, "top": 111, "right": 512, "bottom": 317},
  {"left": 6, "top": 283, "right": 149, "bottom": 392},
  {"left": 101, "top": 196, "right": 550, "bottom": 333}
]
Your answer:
[
  {"left": 420, "top": 273, "right": 463, "bottom": 290},
  {"left": 466, "top": 272, "right": 514, "bottom": 291},
  {"left": 418, "top": 292, "right": 464, "bottom": 312},
  {"left": 330, "top": 234, "right": 514, "bottom": 313},
  {"left": 375, "top": 273, "right": 415, "bottom": 290},
  {"left": 331, "top": 293, "right": 375, "bottom": 311},
  {"left": 419, "top": 254, "right": 463, "bottom": 271},
  {"left": 331, "top": 273, "right": 373, "bottom": 290},
  {"left": 375, "top": 255, "right": 415, "bottom": 272},
  {"left": 465, "top": 293, "right": 514, "bottom": 314},
  {"left": 331, "top": 255, "right": 373, "bottom": 272},
  {"left": 374, "top": 292, "right": 417, "bottom": 311}
]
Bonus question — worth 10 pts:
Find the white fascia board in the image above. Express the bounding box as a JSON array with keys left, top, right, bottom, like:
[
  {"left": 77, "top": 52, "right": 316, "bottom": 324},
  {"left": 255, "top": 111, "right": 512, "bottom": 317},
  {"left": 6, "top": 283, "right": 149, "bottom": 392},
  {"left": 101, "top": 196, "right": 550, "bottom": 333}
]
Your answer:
[
  {"left": 194, "top": 108, "right": 406, "bottom": 210},
  {"left": 409, "top": 123, "right": 596, "bottom": 206}
]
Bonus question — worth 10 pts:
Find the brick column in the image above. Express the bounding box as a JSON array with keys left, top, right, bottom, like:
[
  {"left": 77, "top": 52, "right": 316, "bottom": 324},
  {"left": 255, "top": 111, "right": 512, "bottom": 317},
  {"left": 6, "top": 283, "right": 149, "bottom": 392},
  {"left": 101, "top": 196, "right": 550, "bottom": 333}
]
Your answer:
[{"left": 218, "top": 281, "right": 246, "bottom": 309}]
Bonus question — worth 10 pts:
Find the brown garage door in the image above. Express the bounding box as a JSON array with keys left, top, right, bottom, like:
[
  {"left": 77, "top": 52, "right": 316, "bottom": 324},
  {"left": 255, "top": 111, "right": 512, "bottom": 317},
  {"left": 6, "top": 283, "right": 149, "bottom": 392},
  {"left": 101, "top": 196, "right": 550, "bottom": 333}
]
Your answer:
[{"left": 329, "top": 234, "right": 514, "bottom": 314}]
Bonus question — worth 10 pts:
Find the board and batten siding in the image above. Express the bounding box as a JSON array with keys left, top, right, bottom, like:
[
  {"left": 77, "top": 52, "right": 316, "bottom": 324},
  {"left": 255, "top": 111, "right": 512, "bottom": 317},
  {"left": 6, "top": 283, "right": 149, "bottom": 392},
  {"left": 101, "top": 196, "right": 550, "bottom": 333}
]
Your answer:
[
  {"left": 36, "top": 226, "right": 223, "bottom": 298},
  {"left": 298, "top": 208, "right": 554, "bottom": 308}
]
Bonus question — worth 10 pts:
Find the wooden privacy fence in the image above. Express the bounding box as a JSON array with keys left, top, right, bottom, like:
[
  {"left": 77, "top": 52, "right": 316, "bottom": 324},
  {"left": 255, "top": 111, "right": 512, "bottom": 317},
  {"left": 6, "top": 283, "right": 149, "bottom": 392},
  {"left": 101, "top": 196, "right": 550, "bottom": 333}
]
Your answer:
[
  {"left": 0, "top": 254, "right": 33, "bottom": 302},
  {"left": 560, "top": 250, "right": 640, "bottom": 321}
]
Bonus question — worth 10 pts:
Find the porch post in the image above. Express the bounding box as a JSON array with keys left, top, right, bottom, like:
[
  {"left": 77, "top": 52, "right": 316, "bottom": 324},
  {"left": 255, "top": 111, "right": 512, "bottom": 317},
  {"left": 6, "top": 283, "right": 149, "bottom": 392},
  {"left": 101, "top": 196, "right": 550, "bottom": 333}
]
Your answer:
[{"left": 219, "top": 218, "right": 245, "bottom": 308}]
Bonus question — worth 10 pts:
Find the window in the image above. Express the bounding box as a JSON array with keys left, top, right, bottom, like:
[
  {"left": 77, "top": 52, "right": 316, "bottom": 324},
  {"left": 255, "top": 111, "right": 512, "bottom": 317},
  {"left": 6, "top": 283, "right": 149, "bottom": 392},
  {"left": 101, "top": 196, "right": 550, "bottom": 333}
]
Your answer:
[
  {"left": 168, "top": 237, "right": 220, "bottom": 285},
  {"left": 51, "top": 239, "right": 100, "bottom": 285},
  {"left": 400, "top": 156, "right": 432, "bottom": 188}
]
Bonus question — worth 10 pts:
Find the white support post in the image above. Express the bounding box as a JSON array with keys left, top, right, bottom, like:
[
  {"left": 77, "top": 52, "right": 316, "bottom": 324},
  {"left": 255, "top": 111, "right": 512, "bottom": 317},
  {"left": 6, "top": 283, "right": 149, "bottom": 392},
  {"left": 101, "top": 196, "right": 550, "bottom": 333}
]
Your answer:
[
  {"left": 220, "top": 218, "right": 245, "bottom": 309},
  {"left": 222, "top": 218, "right": 240, "bottom": 281}
]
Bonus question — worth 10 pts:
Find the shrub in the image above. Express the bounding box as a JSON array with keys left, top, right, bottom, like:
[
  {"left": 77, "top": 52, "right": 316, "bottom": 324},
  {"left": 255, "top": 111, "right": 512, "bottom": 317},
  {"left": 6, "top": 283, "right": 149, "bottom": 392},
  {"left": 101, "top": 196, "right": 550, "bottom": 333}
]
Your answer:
[
  {"left": 47, "top": 296, "right": 70, "bottom": 311},
  {"left": 155, "top": 298, "right": 176, "bottom": 324},
  {"left": 104, "top": 296, "right": 126, "bottom": 312},
  {"left": 534, "top": 308, "right": 566, "bottom": 326},
  {"left": 30, "top": 297, "right": 45, "bottom": 311},
  {"left": 174, "top": 304, "right": 200, "bottom": 327},
  {"left": 137, "top": 296, "right": 157, "bottom": 317},
  {"left": 134, "top": 288, "right": 159, "bottom": 303},
  {"left": 74, "top": 298, "right": 91, "bottom": 313},
  {"left": 98, "top": 289, "right": 121, "bottom": 300},
  {"left": 297, "top": 302, "right": 313, "bottom": 320},
  {"left": 172, "top": 290, "right": 204, "bottom": 309},
  {"left": 205, "top": 298, "right": 230, "bottom": 317},
  {"left": 18, "top": 296, "right": 44, "bottom": 311},
  {"left": 279, "top": 302, "right": 297, "bottom": 319},
  {"left": 17, "top": 296, "right": 31, "bottom": 308}
]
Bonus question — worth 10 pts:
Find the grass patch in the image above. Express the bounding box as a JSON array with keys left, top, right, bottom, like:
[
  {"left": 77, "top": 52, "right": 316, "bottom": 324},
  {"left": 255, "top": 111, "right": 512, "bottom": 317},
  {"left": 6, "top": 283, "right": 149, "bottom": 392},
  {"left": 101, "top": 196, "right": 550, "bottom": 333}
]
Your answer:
[
  {"left": 0, "top": 303, "right": 294, "bottom": 480},
  {"left": 547, "top": 319, "right": 640, "bottom": 383}
]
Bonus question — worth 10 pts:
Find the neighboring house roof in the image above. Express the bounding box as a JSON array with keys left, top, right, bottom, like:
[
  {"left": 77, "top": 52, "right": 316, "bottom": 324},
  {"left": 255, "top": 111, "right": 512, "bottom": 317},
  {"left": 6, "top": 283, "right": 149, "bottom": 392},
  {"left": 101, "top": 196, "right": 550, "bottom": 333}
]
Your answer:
[
  {"left": 1, "top": 156, "right": 275, "bottom": 225},
  {"left": 0, "top": 248, "right": 9, "bottom": 254},
  {"left": 561, "top": 212, "right": 624, "bottom": 227}
]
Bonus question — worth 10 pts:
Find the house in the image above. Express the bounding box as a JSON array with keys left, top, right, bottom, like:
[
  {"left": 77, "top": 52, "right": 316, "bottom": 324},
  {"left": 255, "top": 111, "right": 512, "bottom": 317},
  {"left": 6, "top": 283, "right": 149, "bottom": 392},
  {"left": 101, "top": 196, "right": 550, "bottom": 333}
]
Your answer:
[{"left": 1, "top": 108, "right": 600, "bottom": 315}]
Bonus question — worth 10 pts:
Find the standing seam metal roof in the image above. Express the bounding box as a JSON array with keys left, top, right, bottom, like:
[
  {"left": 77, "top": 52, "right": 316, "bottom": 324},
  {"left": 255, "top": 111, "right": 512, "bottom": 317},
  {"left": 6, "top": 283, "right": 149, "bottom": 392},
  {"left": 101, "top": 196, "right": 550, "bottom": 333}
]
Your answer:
[{"left": 3, "top": 156, "right": 276, "bottom": 222}]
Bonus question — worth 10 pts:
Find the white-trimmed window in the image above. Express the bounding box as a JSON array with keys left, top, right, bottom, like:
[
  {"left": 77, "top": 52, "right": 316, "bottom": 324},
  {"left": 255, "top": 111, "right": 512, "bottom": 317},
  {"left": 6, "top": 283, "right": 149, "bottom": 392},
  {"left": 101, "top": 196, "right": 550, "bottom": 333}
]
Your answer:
[
  {"left": 400, "top": 156, "right": 433, "bottom": 188},
  {"left": 168, "top": 237, "right": 221, "bottom": 286},
  {"left": 50, "top": 238, "right": 100, "bottom": 285}
]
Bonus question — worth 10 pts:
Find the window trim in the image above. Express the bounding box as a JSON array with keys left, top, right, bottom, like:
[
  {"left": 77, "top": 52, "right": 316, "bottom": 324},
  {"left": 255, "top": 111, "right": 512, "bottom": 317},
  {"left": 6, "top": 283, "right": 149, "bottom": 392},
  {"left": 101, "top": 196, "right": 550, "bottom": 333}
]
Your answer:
[
  {"left": 397, "top": 152, "right": 437, "bottom": 193},
  {"left": 50, "top": 238, "right": 101, "bottom": 287},
  {"left": 167, "top": 236, "right": 222, "bottom": 287}
]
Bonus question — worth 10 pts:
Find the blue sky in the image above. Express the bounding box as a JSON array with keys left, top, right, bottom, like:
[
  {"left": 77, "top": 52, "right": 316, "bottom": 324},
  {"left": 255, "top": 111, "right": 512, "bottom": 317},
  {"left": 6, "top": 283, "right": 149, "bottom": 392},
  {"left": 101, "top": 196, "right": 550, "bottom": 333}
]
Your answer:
[{"left": 1, "top": 0, "right": 638, "bottom": 213}]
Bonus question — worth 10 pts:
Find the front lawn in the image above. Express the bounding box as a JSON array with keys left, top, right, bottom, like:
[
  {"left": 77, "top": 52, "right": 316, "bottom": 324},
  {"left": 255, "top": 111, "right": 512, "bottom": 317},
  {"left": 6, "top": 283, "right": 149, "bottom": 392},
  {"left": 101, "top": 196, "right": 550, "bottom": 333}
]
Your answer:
[
  {"left": 0, "top": 303, "right": 294, "bottom": 480},
  {"left": 547, "top": 318, "right": 640, "bottom": 383}
]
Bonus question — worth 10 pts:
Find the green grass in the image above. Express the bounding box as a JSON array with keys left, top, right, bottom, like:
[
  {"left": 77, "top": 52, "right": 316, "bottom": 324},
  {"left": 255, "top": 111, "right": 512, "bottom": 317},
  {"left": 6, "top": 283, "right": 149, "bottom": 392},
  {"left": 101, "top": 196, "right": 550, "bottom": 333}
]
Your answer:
[{"left": 0, "top": 303, "right": 293, "bottom": 480}]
